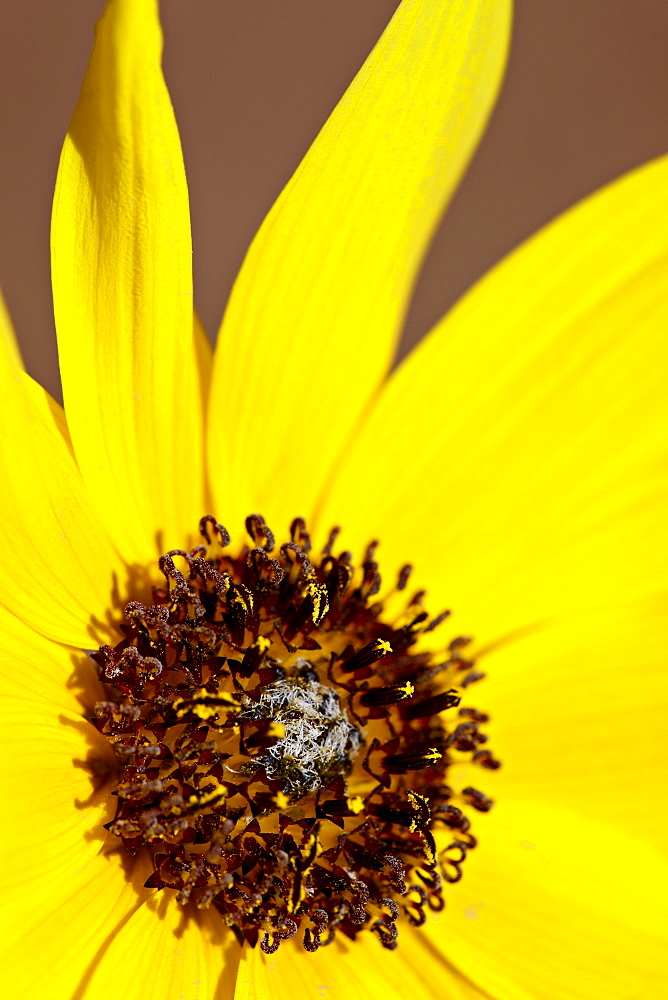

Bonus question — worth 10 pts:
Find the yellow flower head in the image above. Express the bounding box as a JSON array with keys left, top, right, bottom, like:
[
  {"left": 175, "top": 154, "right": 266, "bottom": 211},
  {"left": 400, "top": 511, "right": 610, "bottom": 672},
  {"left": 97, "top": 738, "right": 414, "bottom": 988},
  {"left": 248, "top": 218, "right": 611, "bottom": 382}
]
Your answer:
[{"left": 1, "top": 1, "right": 667, "bottom": 999}]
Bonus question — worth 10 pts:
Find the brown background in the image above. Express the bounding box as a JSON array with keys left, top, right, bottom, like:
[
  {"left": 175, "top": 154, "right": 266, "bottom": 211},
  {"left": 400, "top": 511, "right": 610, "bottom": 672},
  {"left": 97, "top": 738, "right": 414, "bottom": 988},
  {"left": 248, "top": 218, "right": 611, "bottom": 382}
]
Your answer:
[{"left": 2, "top": 0, "right": 668, "bottom": 402}]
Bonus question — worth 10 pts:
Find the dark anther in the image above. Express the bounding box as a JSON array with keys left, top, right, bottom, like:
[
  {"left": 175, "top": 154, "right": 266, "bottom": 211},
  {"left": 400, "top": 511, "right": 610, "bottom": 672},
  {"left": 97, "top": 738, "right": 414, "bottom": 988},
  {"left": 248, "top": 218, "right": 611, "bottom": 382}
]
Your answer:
[
  {"left": 199, "top": 515, "right": 231, "bottom": 548},
  {"left": 360, "top": 560, "right": 381, "bottom": 599},
  {"left": 303, "top": 909, "right": 330, "bottom": 952},
  {"left": 459, "top": 707, "right": 490, "bottom": 723},
  {"left": 363, "top": 539, "right": 379, "bottom": 561},
  {"left": 415, "top": 867, "right": 442, "bottom": 893},
  {"left": 446, "top": 722, "right": 488, "bottom": 753},
  {"left": 321, "top": 525, "right": 341, "bottom": 557},
  {"left": 94, "top": 701, "right": 140, "bottom": 721},
  {"left": 389, "top": 851, "right": 417, "bottom": 885},
  {"left": 401, "top": 689, "right": 460, "bottom": 720},
  {"left": 439, "top": 841, "right": 467, "bottom": 884},
  {"left": 449, "top": 636, "right": 473, "bottom": 651},
  {"left": 338, "top": 639, "right": 393, "bottom": 674},
  {"left": 383, "top": 746, "right": 443, "bottom": 773},
  {"left": 239, "top": 635, "right": 271, "bottom": 677},
  {"left": 158, "top": 554, "right": 190, "bottom": 595},
  {"left": 290, "top": 517, "right": 312, "bottom": 552},
  {"left": 423, "top": 610, "right": 452, "bottom": 633},
  {"left": 246, "top": 548, "right": 284, "bottom": 589},
  {"left": 403, "top": 884, "right": 428, "bottom": 927},
  {"left": 302, "top": 932, "right": 319, "bottom": 953},
  {"left": 441, "top": 842, "right": 467, "bottom": 864},
  {"left": 379, "top": 897, "right": 400, "bottom": 921},
  {"left": 304, "top": 582, "right": 329, "bottom": 627},
  {"left": 277, "top": 918, "right": 298, "bottom": 942},
  {"left": 359, "top": 681, "right": 415, "bottom": 707},
  {"left": 317, "top": 797, "right": 354, "bottom": 818},
  {"left": 191, "top": 556, "right": 230, "bottom": 595},
  {"left": 432, "top": 803, "right": 470, "bottom": 832},
  {"left": 245, "top": 513, "right": 275, "bottom": 552},
  {"left": 260, "top": 933, "right": 280, "bottom": 955},
  {"left": 473, "top": 749, "right": 502, "bottom": 770},
  {"left": 371, "top": 802, "right": 416, "bottom": 827},
  {"left": 280, "top": 542, "right": 311, "bottom": 583},
  {"left": 461, "top": 670, "right": 486, "bottom": 688},
  {"left": 407, "top": 790, "right": 431, "bottom": 827},
  {"left": 371, "top": 919, "right": 399, "bottom": 950},
  {"left": 461, "top": 787, "right": 494, "bottom": 812},
  {"left": 396, "top": 564, "right": 413, "bottom": 591}
]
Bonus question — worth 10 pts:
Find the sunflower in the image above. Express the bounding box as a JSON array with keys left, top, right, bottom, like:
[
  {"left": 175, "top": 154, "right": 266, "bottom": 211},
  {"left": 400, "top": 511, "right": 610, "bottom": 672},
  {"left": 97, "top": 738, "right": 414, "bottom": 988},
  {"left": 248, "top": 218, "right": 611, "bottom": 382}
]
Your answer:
[{"left": 2, "top": 0, "right": 666, "bottom": 997}]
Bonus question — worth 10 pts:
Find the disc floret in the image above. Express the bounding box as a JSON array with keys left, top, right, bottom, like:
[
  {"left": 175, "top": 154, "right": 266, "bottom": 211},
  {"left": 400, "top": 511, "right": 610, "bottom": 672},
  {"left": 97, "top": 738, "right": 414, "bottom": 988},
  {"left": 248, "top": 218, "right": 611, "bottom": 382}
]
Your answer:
[{"left": 92, "top": 514, "right": 499, "bottom": 952}]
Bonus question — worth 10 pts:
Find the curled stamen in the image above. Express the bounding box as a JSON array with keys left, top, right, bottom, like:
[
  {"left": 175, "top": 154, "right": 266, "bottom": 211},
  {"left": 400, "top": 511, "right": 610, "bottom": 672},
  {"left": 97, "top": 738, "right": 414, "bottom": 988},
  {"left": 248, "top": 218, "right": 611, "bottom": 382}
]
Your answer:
[{"left": 245, "top": 513, "right": 275, "bottom": 552}]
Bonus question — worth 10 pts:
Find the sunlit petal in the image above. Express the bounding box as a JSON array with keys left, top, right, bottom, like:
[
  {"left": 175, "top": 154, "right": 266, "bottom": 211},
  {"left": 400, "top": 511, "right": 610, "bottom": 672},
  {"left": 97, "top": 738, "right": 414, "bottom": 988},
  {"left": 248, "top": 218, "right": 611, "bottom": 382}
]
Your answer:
[
  {"left": 321, "top": 155, "right": 668, "bottom": 640},
  {"left": 3, "top": 850, "right": 151, "bottom": 999},
  {"left": 426, "top": 800, "right": 668, "bottom": 1000},
  {"left": 0, "top": 294, "right": 128, "bottom": 647},
  {"left": 84, "top": 894, "right": 241, "bottom": 1000},
  {"left": 234, "top": 927, "right": 490, "bottom": 1000},
  {"left": 209, "top": 0, "right": 511, "bottom": 537},
  {"left": 477, "top": 595, "right": 668, "bottom": 852},
  {"left": 51, "top": 0, "right": 202, "bottom": 564}
]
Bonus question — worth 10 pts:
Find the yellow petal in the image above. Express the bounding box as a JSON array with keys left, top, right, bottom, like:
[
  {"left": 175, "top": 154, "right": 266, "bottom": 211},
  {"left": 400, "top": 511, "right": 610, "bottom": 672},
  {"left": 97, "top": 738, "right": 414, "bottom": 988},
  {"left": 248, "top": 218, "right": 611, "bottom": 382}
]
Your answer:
[
  {"left": 84, "top": 894, "right": 241, "bottom": 1000},
  {"left": 0, "top": 295, "right": 128, "bottom": 648},
  {"left": 320, "top": 154, "right": 668, "bottom": 639},
  {"left": 425, "top": 799, "right": 668, "bottom": 1000},
  {"left": 0, "top": 602, "right": 103, "bottom": 712},
  {"left": 52, "top": 0, "right": 202, "bottom": 565},
  {"left": 208, "top": 0, "right": 511, "bottom": 538},
  {"left": 1, "top": 614, "right": 114, "bottom": 892},
  {"left": 477, "top": 595, "right": 668, "bottom": 852},
  {"left": 0, "top": 597, "right": 116, "bottom": 922},
  {"left": 2, "top": 849, "right": 151, "bottom": 999},
  {"left": 235, "top": 927, "right": 488, "bottom": 1000},
  {"left": 3, "top": 702, "right": 116, "bottom": 916}
]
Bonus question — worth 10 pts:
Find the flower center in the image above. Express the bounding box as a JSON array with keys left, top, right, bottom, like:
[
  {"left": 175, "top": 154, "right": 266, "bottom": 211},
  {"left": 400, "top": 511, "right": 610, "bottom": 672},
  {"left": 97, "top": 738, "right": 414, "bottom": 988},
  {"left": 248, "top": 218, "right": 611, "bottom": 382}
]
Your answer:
[
  {"left": 92, "top": 514, "right": 499, "bottom": 953},
  {"left": 237, "top": 675, "right": 362, "bottom": 797}
]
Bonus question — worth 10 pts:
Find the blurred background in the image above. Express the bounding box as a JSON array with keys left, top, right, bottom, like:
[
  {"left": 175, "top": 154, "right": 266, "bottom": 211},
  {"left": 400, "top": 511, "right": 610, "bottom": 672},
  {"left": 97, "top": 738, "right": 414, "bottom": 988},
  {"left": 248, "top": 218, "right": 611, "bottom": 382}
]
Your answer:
[{"left": 2, "top": 0, "right": 668, "bottom": 401}]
